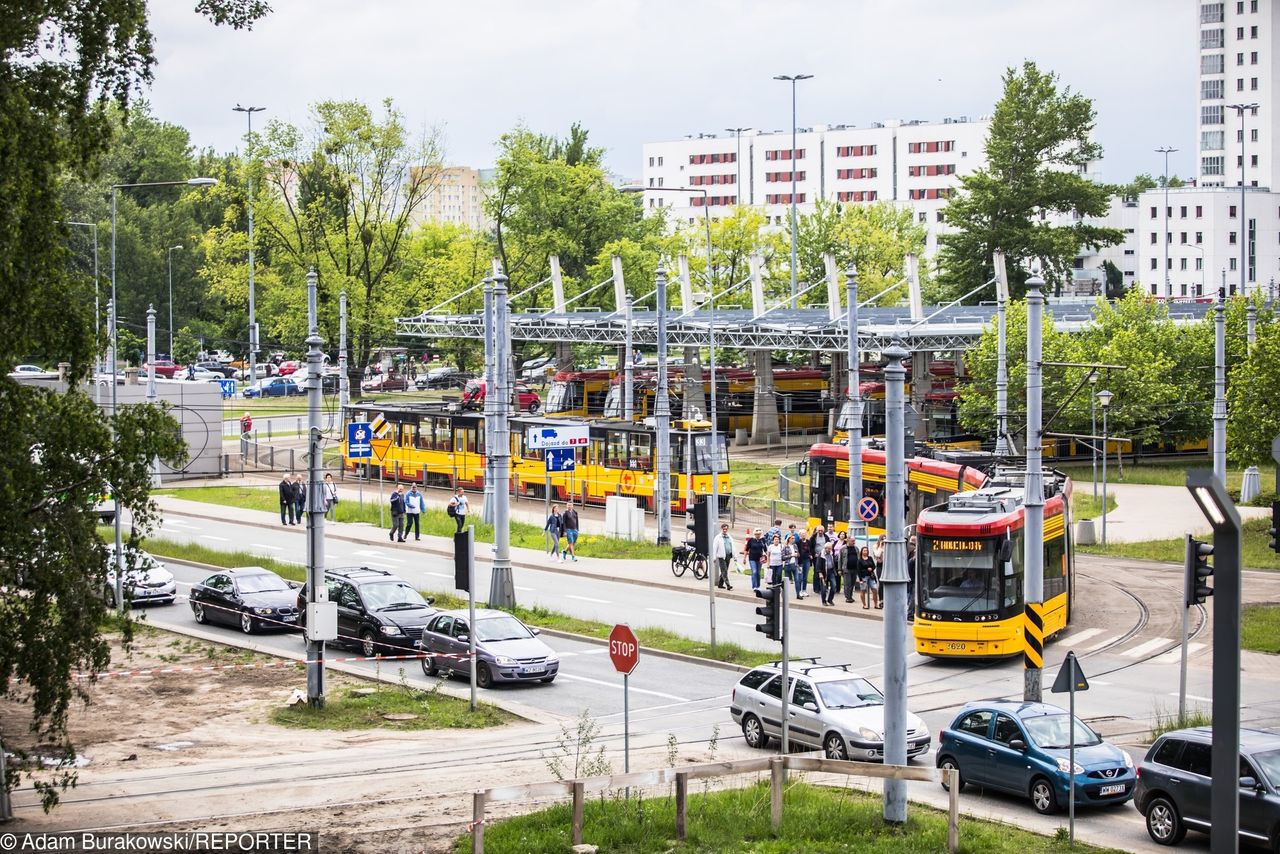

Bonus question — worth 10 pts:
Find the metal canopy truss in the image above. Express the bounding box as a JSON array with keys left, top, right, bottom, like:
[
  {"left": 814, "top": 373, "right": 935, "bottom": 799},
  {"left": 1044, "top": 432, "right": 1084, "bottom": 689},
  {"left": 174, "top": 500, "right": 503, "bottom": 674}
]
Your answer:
[{"left": 396, "top": 301, "right": 1214, "bottom": 355}]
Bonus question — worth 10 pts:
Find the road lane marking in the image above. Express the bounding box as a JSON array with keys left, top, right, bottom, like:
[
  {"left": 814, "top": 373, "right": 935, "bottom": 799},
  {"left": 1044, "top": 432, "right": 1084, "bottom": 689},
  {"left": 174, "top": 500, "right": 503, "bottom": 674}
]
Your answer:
[
  {"left": 647, "top": 608, "right": 694, "bottom": 618},
  {"left": 731, "top": 622, "right": 757, "bottom": 629},
  {"left": 577, "top": 648, "right": 609, "bottom": 655},
  {"left": 424, "top": 571, "right": 453, "bottom": 579},
  {"left": 516, "top": 586, "right": 535, "bottom": 592},
  {"left": 198, "top": 535, "right": 228, "bottom": 542},
  {"left": 1169, "top": 692, "right": 1213, "bottom": 703},
  {"left": 1060, "top": 627, "right": 1104, "bottom": 645},
  {"left": 1151, "top": 642, "right": 1207, "bottom": 665},
  {"left": 165, "top": 519, "right": 194, "bottom": 527},
  {"left": 362, "top": 562, "right": 397, "bottom": 570},
  {"left": 827, "top": 635, "right": 880, "bottom": 649},
  {"left": 251, "top": 544, "right": 283, "bottom": 551},
  {"left": 1120, "top": 638, "right": 1173, "bottom": 658},
  {"left": 557, "top": 672, "right": 689, "bottom": 701},
  {"left": 565, "top": 595, "right": 610, "bottom": 604},
  {"left": 1082, "top": 635, "right": 1121, "bottom": 653}
]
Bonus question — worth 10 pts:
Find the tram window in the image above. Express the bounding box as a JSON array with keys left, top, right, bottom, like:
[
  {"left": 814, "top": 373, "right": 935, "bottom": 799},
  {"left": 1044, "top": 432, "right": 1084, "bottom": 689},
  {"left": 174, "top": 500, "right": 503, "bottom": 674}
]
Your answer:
[
  {"left": 476, "top": 428, "right": 485, "bottom": 455},
  {"left": 455, "top": 427, "right": 472, "bottom": 454},
  {"left": 606, "top": 431, "right": 628, "bottom": 468},
  {"left": 434, "top": 418, "right": 452, "bottom": 452},
  {"left": 629, "top": 433, "right": 653, "bottom": 471},
  {"left": 920, "top": 538, "right": 999, "bottom": 613}
]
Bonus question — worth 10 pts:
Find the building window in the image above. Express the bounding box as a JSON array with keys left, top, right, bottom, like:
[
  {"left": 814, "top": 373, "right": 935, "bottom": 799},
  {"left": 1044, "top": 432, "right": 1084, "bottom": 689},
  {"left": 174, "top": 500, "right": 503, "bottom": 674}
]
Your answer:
[
  {"left": 1229, "top": 231, "right": 1238, "bottom": 243},
  {"left": 648, "top": 177, "right": 654, "bottom": 187},
  {"left": 1237, "top": 51, "right": 1246, "bottom": 65},
  {"left": 1151, "top": 258, "right": 1158, "bottom": 270},
  {"left": 1251, "top": 51, "right": 1258, "bottom": 64},
  {"left": 765, "top": 171, "right": 805, "bottom": 183},
  {"left": 1201, "top": 28, "right": 1224, "bottom": 49},
  {"left": 1196, "top": 231, "right": 1204, "bottom": 243},
  {"left": 1252, "top": 154, "right": 1259, "bottom": 166},
  {"left": 1202, "top": 105, "right": 1224, "bottom": 125},
  {"left": 1202, "top": 155, "right": 1225, "bottom": 175},
  {"left": 1202, "top": 79, "right": 1225, "bottom": 99},
  {"left": 657, "top": 156, "right": 663, "bottom": 166},
  {"left": 1202, "top": 130, "right": 1225, "bottom": 150},
  {"left": 918, "top": 212, "right": 927, "bottom": 223},
  {"left": 1252, "top": 76, "right": 1259, "bottom": 91},
  {"left": 1180, "top": 205, "right": 1188, "bottom": 217},
  {"left": 1230, "top": 204, "right": 1237, "bottom": 217},
  {"left": 936, "top": 211, "right": 945, "bottom": 223},
  {"left": 1251, "top": 25, "right": 1258, "bottom": 37},
  {"left": 1251, "top": 0, "right": 1257, "bottom": 11},
  {"left": 1252, "top": 128, "right": 1259, "bottom": 142},
  {"left": 765, "top": 149, "right": 804, "bottom": 161},
  {"left": 657, "top": 177, "right": 663, "bottom": 187},
  {"left": 1202, "top": 53, "right": 1225, "bottom": 74},
  {"left": 1150, "top": 206, "right": 1158, "bottom": 218},
  {"left": 1181, "top": 258, "right": 1188, "bottom": 271},
  {"left": 1150, "top": 232, "right": 1158, "bottom": 244},
  {"left": 906, "top": 140, "right": 955, "bottom": 154},
  {"left": 648, "top": 156, "right": 654, "bottom": 167},
  {"left": 1197, "top": 206, "right": 1204, "bottom": 218},
  {"left": 836, "top": 145, "right": 877, "bottom": 157},
  {"left": 1202, "top": 2, "right": 1224, "bottom": 21},
  {"left": 1196, "top": 258, "right": 1203, "bottom": 271},
  {"left": 1237, "top": 26, "right": 1245, "bottom": 39},
  {"left": 1181, "top": 232, "right": 1188, "bottom": 243},
  {"left": 1230, "top": 257, "right": 1238, "bottom": 271}
]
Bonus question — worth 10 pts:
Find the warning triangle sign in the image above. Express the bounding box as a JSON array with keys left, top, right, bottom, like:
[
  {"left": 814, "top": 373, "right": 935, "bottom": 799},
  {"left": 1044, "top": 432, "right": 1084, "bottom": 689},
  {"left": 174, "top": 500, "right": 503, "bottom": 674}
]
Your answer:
[{"left": 1050, "top": 651, "right": 1089, "bottom": 694}]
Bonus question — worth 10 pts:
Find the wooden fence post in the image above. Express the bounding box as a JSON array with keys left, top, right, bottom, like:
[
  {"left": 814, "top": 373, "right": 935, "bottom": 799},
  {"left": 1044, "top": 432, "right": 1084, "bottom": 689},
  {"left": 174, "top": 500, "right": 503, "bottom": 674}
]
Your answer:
[
  {"left": 571, "top": 780, "right": 585, "bottom": 846},
  {"left": 770, "top": 757, "right": 783, "bottom": 832},
  {"left": 471, "top": 790, "right": 486, "bottom": 854},
  {"left": 946, "top": 768, "right": 959, "bottom": 853},
  {"left": 675, "top": 771, "right": 688, "bottom": 840}
]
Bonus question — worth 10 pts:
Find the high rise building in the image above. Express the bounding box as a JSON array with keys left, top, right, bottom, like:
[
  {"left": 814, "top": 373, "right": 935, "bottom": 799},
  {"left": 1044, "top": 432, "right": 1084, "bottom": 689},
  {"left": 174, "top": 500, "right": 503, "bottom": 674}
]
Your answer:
[{"left": 414, "top": 166, "right": 491, "bottom": 232}]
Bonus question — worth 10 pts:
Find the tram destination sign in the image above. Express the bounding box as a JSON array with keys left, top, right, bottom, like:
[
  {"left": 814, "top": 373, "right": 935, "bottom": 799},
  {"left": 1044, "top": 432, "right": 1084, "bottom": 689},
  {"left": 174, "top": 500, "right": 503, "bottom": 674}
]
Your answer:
[{"left": 527, "top": 425, "right": 590, "bottom": 450}]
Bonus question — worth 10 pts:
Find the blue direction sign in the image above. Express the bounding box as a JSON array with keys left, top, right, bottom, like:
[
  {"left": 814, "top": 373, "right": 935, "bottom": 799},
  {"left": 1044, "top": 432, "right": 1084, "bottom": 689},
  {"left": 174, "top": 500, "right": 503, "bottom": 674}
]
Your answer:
[
  {"left": 218, "top": 379, "right": 237, "bottom": 399},
  {"left": 545, "top": 447, "right": 577, "bottom": 473},
  {"left": 347, "top": 422, "right": 373, "bottom": 459},
  {"left": 856, "top": 496, "right": 880, "bottom": 522},
  {"left": 527, "top": 424, "right": 590, "bottom": 451}
]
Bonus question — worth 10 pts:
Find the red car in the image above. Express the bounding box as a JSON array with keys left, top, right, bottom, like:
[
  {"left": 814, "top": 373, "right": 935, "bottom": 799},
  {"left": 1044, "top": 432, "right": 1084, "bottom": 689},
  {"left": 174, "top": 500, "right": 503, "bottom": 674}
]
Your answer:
[
  {"left": 361, "top": 374, "right": 410, "bottom": 392},
  {"left": 150, "top": 360, "right": 181, "bottom": 378},
  {"left": 462, "top": 380, "right": 541, "bottom": 413},
  {"left": 277, "top": 360, "right": 300, "bottom": 376}
]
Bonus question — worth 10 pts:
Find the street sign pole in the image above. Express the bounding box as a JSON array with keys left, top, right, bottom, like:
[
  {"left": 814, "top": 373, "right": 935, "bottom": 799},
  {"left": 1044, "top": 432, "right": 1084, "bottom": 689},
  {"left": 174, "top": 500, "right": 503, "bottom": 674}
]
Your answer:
[
  {"left": 609, "top": 624, "right": 640, "bottom": 776},
  {"left": 1051, "top": 651, "right": 1090, "bottom": 848}
]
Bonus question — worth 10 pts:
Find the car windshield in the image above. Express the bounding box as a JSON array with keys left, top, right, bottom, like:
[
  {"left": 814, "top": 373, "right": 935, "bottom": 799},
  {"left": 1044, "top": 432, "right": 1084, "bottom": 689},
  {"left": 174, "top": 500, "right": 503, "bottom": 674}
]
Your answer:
[
  {"left": 815, "top": 677, "right": 884, "bottom": 709},
  {"left": 475, "top": 615, "right": 534, "bottom": 642},
  {"left": 1022, "top": 714, "right": 1102, "bottom": 749},
  {"left": 361, "top": 581, "right": 429, "bottom": 610},
  {"left": 236, "top": 573, "right": 288, "bottom": 594},
  {"left": 1252, "top": 748, "right": 1280, "bottom": 788}
]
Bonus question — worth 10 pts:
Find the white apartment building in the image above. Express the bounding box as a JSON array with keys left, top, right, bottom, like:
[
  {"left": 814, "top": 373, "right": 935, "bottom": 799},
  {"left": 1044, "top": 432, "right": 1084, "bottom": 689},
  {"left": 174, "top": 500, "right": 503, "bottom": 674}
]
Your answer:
[
  {"left": 415, "top": 166, "right": 491, "bottom": 232},
  {"left": 640, "top": 117, "right": 991, "bottom": 258}
]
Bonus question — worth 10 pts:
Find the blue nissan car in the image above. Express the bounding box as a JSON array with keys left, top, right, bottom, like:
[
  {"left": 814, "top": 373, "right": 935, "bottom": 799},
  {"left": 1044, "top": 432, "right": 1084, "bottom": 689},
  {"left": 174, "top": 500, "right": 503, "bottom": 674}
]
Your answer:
[{"left": 936, "top": 701, "right": 1136, "bottom": 814}]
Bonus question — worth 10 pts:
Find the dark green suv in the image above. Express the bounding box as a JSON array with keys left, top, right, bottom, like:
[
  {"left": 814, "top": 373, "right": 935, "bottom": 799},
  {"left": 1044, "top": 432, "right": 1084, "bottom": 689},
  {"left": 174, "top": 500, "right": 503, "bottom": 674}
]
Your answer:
[{"left": 1135, "top": 726, "right": 1280, "bottom": 849}]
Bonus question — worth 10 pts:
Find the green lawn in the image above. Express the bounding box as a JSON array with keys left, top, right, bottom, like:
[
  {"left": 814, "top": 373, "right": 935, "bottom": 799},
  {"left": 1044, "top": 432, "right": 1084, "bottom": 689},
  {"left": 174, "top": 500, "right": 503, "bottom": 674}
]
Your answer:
[
  {"left": 1243, "top": 603, "right": 1280, "bottom": 654},
  {"left": 270, "top": 684, "right": 512, "bottom": 731},
  {"left": 155, "top": 485, "right": 671, "bottom": 561},
  {"left": 728, "top": 460, "right": 783, "bottom": 498},
  {"left": 1070, "top": 491, "right": 1117, "bottom": 521},
  {"left": 461, "top": 780, "right": 1124, "bottom": 854},
  {"left": 1078, "top": 517, "right": 1280, "bottom": 570}
]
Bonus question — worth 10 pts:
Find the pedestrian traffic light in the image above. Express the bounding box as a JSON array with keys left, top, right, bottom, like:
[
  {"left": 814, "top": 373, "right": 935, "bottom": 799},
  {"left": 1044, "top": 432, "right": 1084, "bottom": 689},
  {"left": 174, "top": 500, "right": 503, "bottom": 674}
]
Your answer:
[
  {"left": 688, "top": 496, "right": 712, "bottom": 556},
  {"left": 1184, "top": 535, "right": 1214, "bottom": 607},
  {"left": 755, "top": 585, "right": 783, "bottom": 641},
  {"left": 1269, "top": 500, "right": 1280, "bottom": 554}
]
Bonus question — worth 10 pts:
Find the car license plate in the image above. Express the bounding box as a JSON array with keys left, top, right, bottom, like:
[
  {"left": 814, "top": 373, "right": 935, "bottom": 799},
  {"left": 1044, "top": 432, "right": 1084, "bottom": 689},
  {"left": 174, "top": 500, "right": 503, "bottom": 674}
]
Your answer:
[
  {"left": 281, "top": 614, "right": 298, "bottom": 622},
  {"left": 1099, "top": 784, "right": 1125, "bottom": 796},
  {"left": 520, "top": 666, "right": 545, "bottom": 674}
]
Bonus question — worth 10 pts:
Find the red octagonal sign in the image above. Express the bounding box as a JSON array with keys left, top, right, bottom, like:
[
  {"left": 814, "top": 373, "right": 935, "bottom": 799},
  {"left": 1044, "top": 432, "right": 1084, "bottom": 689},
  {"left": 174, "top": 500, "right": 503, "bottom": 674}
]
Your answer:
[{"left": 609, "top": 623, "right": 639, "bottom": 675}]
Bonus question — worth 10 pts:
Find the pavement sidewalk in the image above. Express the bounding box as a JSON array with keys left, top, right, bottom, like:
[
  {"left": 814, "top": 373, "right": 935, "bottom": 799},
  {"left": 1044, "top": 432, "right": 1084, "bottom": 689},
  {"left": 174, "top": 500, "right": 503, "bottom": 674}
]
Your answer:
[{"left": 1097, "top": 481, "right": 1270, "bottom": 543}]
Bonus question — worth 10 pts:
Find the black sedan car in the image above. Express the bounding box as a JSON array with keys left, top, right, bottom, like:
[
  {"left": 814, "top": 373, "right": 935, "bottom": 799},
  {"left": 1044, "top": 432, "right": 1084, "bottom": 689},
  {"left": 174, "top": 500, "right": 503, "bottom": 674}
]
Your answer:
[{"left": 189, "top": 567, "right": 301, "bottom": 633}]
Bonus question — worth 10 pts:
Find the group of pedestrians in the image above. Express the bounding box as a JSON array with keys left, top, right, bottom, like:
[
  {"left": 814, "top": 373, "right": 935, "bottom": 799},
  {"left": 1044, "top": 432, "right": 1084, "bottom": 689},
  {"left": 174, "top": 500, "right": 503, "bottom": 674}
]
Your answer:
[
  {"left": 278, "top": 472, "right": 340, "bottom": 525},
  {"left": 387, "top": 485, "right": 470, "bottom": 542},
  {"left": 542, "top": 500, "right": 581, "bottom": 562},
  {"left": 711, "top": 518, "right": 916, "bottom": 619}
]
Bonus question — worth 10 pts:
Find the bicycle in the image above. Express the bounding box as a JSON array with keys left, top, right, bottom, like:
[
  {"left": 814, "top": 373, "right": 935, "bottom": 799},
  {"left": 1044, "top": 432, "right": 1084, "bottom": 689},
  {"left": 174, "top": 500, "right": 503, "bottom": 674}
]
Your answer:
[{"left": 671, "top": 542, "right": 708, "bottom": 580}]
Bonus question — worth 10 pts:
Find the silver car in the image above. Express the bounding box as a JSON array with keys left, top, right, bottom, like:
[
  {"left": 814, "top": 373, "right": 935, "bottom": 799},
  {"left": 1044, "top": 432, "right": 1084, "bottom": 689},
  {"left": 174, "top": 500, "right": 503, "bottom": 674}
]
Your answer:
[
  {"left": 104, "top": 546, "right": 177, "bottom": 607},
  {"left": 418, "top": 608, "right": 559, "bottom": 688},
  {"left": 730, "top": 661, "right": 931, "bottom": 761}
]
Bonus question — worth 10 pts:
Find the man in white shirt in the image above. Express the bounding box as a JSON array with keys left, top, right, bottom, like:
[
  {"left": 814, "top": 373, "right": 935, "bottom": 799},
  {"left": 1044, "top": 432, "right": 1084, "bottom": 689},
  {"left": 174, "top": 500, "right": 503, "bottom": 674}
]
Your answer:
[
  {"left": 404, "top": 485, "right": 424, "bottom": 541},
  {"left": 711, "top": 523, "right": 735, "bottom": 591}
]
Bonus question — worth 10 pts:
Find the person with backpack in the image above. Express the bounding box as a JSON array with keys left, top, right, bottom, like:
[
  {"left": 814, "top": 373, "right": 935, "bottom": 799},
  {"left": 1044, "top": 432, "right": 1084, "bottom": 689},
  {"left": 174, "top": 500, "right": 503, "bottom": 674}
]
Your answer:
[
  {"left": 560, "top": 499, "right": 580, "bottom": 562},
  {"left": 403, "top": 484, "right": 424, "bottom": 541},
  {"left": 544, "top": 504, "right": 563, "bottom": 561},
  {"left": 389, "top": 485, "right": 406, "bottom": 542},
  {"left": 447, "top": 487, "right": 468, "bottom": 533},
  {"left": 323, "top": 473, "right": 339, "bottom": 520}
]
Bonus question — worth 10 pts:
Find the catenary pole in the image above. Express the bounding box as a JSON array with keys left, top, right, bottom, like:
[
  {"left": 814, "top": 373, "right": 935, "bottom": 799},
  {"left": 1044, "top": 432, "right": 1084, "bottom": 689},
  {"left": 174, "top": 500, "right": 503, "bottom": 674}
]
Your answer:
[
  {"left": 993, "top": 250, "right": 1011, "bottom": 455},
  {"left": 1156, "top": 146, "right": 1177, "bottom": 299},
  {"left": 145, "top": 305, "right": 156, "bottom": 402},
  {"left": 623, "top": 293, "right": 635, "bottom": 421},
  {"left": 846, "top": 265, "right": 865, "bottom": 548},
  {"left": 655, "top": 270, "right": 672, "bottom": 544},
  {"left": 489, "top": 274, "right": 515, "bottom": 608},
  {"left": 1023, "top": 275, "right": 1046, "bottom": 702},
  {"left": 304, "top": 267, "right": 327, "bottom": 707},
  {"left": 482, "top": 281, "right": 495, "bottom": 524},
  {"left": 234, "top": 105, "right": 265, "bottom": 388},
  {"left": 338, "top": 291, "right": 349, "bottom": 413},
  {"left": 1213, "top": 284, "right": 1227, "bottom": 484},
  {"left": 882, "top": 344, "right": 909, "bottom": 825}
]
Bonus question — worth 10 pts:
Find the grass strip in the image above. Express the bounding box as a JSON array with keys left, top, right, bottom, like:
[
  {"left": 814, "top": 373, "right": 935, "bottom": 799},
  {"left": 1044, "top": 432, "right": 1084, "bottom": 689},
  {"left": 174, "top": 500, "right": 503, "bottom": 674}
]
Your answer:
[
  {"left": 127, "top": 534, "right": 776, "bottom": 669},
  {"left": 270, "top": 684, "right": 512, "bottom": 731},
  {"left": 1069, "top": 492, "right": 1116, "bottom": 521},
  {"left": 1243, "top": 603, "right": 1280, "bottom": 654},
  {"left": 1150, "top": 709, "right": 1213, "bottom": 742},
  {"left": 155, "top": 485, "right": 671, "bottom": 560},
  {"left": 1078, "top": 516, "right": 1280, "bottom": 570},
  {"left": 459, "top": 779, "right": 1124, "bottom": 854}
]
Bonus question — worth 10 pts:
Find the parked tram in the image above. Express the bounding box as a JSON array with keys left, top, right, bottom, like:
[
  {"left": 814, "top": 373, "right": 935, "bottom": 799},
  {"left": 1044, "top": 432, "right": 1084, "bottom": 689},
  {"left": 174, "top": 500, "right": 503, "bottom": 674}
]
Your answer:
[
  {"left": 912, "top": 467, "right": 1074, "bottom": 659},
  {"left": 340, "top": 403, "right": 729, "bottom": 512},
  {"left": 545, "top": 370, "right": 614, "bottom": 419},
  {"left": 805, "top": 442, "right": 990, "bottom": 536}
]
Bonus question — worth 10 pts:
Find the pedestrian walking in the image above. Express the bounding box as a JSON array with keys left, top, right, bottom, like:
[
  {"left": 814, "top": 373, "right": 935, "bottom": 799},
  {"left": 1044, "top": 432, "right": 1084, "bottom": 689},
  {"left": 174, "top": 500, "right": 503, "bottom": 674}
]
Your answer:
[
  {"left": 856, "top": 546, "right": 876, "bottom": 609},
  {"left": 819, "top": 529, "right": 838, "bottom": 606},
  {"left": 278, "top": 473, "right": 294, "bottom": 525},
  {"left": 743, "top": 527, "right": 767, "bottom": 590},
  {"left": 781, "top": 532, "right": 799, "bottom": 598},
  {"left": 447, "top": 487, "right": 468, "bottom": 533},
  {"left": 560, "top": 499, "right": 580, "bottom": 562},
  {"left": 792, "top": 524, "right": 811, "bottom": 599},
  {"left": 711, "top": 523, "right": 735, "bottom": 590},
  {"left": 404, "top": 484, "right": 423, "bottom": 540},
  {"left": 766, "top": 534, "right": 785, "bottom": 587},
  {"left": 323, "top": 473, "right": 339, "bottom": 521},
  {"left": 872, "top": 533, "right": 887, "bottom": 609},
  {"left": 389, "top": 484, "right": 406, "bottom": 542},
  {"left": 292, "top": 474, "right": 306, "bottom": 524},
  {"left": 544, "top": 504, "right": 563, "bottom": 561},
  {"left": 809, "top": 526, "right": 829, "bottom": 602},
  {"left": 840, "top": 531, "right": 857, "bottom": 603}
]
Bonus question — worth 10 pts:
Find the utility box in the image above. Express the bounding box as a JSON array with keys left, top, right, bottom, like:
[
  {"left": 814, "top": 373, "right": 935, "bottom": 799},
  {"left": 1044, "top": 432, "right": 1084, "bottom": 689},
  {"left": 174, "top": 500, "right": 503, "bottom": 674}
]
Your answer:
[
  {"left": 306, "top": 601, "right": 338, "bottom": 641},
  {"left": 605, "top": 495, "right": 641, "bottom": 540}
]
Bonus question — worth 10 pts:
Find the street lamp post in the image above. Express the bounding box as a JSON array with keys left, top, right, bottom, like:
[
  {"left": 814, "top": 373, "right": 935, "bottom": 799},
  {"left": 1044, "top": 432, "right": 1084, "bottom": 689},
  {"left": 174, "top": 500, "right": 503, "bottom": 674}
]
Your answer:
[
  {"left": 1097, "top": 389, "right": 1113, "bottom": 547},
  {"left": 109, "top": 178, "right": 217, "bottom": 611},
  {"left": 1228, "top": 103, "right": 1258, "bottom": 297},
  {"left": 774, "top": 74, "right": 813, "bottom": 309},
  {"left": 234, "top": 104, "right": 266, "bottom": 386},
  {"left": 1156, "top": 147, "right": 1177, "bottom": 299},
  {"left": 724, "top": 127, "right": 751, "bottom": 203},
  {"left": 1089, "top": 371, "right": 1099, "bottom": 501},
  {"left": 167, "top": 245, "right": 183, "bottom": 357}
]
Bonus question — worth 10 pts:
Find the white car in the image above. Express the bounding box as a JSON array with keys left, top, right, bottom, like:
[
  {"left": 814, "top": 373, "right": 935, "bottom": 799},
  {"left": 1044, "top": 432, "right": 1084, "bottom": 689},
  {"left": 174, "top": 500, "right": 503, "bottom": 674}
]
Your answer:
[
  {"left": 182, "top": 367, "right": 223, "bottom": 382},
  {"left": 234, "top": 363, "right": 278, "bottom": 381},
  {"left": 104, "top": 546, "right": 177, "bottom": 607},
  {"left": 10, "top": 364, "right": 46, "bottom": 374}
]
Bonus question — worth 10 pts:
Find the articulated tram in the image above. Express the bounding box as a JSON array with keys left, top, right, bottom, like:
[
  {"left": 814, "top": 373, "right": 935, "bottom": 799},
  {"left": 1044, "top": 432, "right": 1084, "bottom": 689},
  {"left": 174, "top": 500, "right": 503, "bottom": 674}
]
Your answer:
[
  {"left": 340, "top": 403, "right": 729, "bottom": 512},
  {"left": 912, "top": 468, "right": 1074, "bottom": 659}
]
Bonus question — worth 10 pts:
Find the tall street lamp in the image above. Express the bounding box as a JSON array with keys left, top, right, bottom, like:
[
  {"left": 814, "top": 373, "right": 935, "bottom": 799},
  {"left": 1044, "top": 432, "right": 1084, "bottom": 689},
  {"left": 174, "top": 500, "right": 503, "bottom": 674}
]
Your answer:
[
  {"left": 110, "top": 177, "right": 217, "bottom": 611},
  {"left": 167, "top": 244, "right": 183, "bottom": 357},
  {"left": 1088, "top": 370, "right": 1099, "bottom": 501},
  {"left": 1156, "top": 146, "right": 1177, "bottom": 299},
  {"left": 1096, "top": 388, "right": 1113, "bottom": 547},
  {"left": 234, "top": 104, "right": 266, "bottom": 384},
  {"left": 1227, "top": 103, "right": 1257, "bottom": 297},
  {"left": 774, "top": 74, "right": 813, "bottom": 308},
  {"left": 724, "top": 127, "right": 751, "bottom": 202}
]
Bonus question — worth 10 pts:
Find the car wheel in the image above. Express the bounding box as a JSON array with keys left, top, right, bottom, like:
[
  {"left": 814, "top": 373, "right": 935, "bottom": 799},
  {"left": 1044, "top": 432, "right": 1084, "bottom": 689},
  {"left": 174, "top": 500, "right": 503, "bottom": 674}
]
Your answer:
[
  {"left": 361, "top": 630, "right": 378, "bottom": 658},
  {"left": 1144, "top": 796, "right": 1186, "bottom": 845},
  {"left": 823, "top": 732, "right": 849, "bottom": 761},
  {"left": 240, "top": 612, "right": 256, "bottom": 634},
  {"left": 476, "top": 663, "right": 494, "bottom": 689},
  {"left": 938, "top": 757, "right": 965, "bottom": 792},
  {"left": 741, "top": 714, "right": 769, "bottom": 749},
  {"left": 1030, "top": 777, "right": 1059, "bottom": 815},
  {"left": 193, "top": 602, "right": 207, "bottom": 624},
  {"left": 526, "top": 401, "right": 540, "bottom": 414}
]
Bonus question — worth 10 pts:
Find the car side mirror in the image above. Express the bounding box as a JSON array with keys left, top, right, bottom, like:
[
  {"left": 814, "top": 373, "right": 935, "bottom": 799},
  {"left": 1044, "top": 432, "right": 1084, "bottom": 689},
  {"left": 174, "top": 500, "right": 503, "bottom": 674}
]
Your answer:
[
  {"left": 1239, "top": 776, "right": 1259, "bottom": 790},
  {"left": 998, "top": 540, "right": 1014, "bottom": 563},
  {"left": 530, "top": 627, "right": 540, "bottom": 636},
  {"left": 426, "top": 596, "right": 436, "bottom": 606},
  {"left": 803, "top": 702, "right": 819, "bottom": 712},
  {"left": 457, "top": 634, "right": 469, "bottom": 643},
  {"left": 1009, "top": 739, "right": 1027, "bottom": 752}
]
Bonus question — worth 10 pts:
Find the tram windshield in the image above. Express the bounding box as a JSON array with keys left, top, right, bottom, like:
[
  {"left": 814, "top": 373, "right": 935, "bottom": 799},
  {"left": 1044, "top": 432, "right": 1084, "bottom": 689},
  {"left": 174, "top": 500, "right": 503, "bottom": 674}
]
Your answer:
[
  {"left": 689, "top": 433, "right": 728, "bottom": 474},
  {"left": 919, "top": 537, "right": 1000, "bottom": 613},
  {"left": 546, "top": 381, "right": 577, "bottom": 414}
]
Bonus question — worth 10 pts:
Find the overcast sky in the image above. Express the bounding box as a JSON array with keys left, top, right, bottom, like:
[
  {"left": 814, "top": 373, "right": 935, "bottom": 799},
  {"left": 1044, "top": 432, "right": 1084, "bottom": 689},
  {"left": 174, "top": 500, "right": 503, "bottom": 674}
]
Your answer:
[{"left": 147, "top": 1, "right": 1194, "bottom": 184}]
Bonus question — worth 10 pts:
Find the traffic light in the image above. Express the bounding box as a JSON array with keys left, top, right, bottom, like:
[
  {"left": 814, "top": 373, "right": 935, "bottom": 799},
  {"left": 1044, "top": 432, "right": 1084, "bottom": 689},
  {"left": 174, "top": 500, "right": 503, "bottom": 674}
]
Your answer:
[
  {"left": 1269, "top": 500, "right": 1280, "bottom": 554},
  {"left": 755, "top": 585, "right": 783, "bottom": 641},
  {"left": 688, "top": 495, "right": 712, "bottom": 556},
  {"left": 1184, "top": 534, "right": 1214, "bottom": 607}
]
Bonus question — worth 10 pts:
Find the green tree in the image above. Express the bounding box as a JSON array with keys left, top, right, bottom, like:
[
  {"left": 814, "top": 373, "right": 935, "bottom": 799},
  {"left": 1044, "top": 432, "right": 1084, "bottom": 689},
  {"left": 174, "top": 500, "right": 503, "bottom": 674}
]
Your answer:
[
  {"left": 0, "top": 0, "right": 265, "bottom": 809},
  {"left": 1101, "top": 260, "right": 1126, "bottom": 298},
  {"left": 1227, "top": 313, "right": 1280, "bottom": 466},
  {"left": 937, "top": 62, "right": 1123, "bottom": 302},
  {"left": 794, "top": 200, "right": 928, "bottom": 307}
]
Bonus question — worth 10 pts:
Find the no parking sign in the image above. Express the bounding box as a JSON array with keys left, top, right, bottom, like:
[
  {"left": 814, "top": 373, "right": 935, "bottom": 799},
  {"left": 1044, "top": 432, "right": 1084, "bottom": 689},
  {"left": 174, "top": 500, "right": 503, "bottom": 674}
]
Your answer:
[{"left": 857, "top": 496, "right": 880, "bottom": 522}]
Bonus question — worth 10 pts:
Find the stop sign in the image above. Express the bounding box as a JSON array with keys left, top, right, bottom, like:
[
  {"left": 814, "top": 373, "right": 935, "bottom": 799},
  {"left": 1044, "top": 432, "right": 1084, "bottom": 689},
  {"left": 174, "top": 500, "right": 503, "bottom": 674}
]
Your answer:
[{"left": 608, "top": 623, "right": 639, "bottom": 675}]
